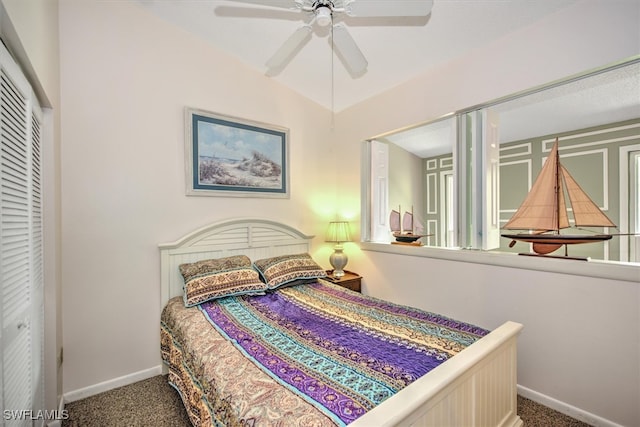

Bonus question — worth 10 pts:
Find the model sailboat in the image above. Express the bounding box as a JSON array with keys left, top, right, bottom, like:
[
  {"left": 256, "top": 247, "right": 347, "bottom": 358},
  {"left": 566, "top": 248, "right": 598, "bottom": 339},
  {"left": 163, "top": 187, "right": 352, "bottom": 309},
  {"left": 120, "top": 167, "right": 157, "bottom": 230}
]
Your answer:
[
  {"left": 501, "top": 138, "right": 615, "bottom": 258},
  {"left": 390, "top": 206, "right": 428, "bottom": 245}
]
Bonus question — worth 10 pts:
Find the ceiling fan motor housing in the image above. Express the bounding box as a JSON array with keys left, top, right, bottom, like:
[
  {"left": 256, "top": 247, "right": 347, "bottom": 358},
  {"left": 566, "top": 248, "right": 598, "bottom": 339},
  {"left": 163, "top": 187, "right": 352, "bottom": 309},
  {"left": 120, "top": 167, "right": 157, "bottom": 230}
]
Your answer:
[{"left": 312, "top": 0, "right": 336, "bottom": 10}]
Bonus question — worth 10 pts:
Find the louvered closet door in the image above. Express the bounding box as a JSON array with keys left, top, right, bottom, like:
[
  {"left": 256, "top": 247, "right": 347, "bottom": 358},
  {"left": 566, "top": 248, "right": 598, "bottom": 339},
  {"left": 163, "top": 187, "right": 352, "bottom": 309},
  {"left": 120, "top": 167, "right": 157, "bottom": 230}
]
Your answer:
[{"left": 0, "top": 41, "right": 43, "bottom": 426}]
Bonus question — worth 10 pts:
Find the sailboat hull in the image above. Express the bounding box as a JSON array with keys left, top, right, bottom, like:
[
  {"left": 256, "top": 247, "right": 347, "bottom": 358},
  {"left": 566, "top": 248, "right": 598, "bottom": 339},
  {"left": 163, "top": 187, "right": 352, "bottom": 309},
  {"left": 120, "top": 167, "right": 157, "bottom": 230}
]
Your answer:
[
  {"left": 393, "top": 232, "right": 425, "bottom": 243},
  {"left": 501, "top": 233, "right": 612, "bottom": 245}
]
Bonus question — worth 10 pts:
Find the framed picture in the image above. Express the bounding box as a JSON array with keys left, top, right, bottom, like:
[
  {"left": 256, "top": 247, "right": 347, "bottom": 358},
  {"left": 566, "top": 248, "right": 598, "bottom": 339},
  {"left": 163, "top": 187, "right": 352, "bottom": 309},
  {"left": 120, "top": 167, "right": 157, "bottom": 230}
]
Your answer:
[{"left": 185, "top": 108, "right": 289, "bottom": 198}]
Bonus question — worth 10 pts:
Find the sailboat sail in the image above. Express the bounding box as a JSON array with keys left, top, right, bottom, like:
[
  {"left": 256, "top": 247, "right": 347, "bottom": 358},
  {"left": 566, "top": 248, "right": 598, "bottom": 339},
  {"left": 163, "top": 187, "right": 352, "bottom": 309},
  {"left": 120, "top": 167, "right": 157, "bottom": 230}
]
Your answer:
[
  {"left": 402, "top": 211, "right": 413, "bottom": 233},
  {"left": 503, "top": 141, "right": 569, "bottom": 231},
  {"left": 560, "top": 165, "right": 615, "bottom": 227},
  {"left": 414, "top": 217, "right": 425, "bottom": 234},
  {"left": 390, "top": 209, "right": 401, "bottom": 233},
  {"left": 503, "top": 139, "right": 614, "bottom": 231}
]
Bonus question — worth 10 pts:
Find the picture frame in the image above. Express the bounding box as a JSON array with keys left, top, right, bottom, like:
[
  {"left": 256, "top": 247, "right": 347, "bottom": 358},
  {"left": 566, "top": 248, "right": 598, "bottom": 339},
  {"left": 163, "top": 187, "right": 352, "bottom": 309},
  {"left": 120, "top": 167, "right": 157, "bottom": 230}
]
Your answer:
[{"left": 185, "top": 108, "right": 289, "bottom": 198}]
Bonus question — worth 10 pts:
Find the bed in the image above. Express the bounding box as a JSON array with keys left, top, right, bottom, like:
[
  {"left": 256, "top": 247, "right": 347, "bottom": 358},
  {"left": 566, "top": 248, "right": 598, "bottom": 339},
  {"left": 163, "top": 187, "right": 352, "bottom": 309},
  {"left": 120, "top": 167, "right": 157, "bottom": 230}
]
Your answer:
[{"left": 159, "top": 218, "right": 523, "bottom": 427}]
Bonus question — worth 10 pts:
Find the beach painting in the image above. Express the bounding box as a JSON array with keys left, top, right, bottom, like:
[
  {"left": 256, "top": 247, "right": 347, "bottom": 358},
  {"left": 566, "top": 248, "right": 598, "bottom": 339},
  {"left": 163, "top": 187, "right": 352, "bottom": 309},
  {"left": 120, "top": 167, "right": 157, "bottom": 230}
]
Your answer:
[{"left": 186, "top": 109, "right": 289, "bottom": 198}]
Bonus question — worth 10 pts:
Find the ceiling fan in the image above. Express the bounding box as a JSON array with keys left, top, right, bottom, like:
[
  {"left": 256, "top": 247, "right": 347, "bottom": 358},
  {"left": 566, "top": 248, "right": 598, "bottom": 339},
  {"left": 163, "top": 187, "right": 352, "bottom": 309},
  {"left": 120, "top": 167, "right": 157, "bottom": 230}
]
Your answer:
[{"left": 225, "top": 0, "right": 434, "bottom": 77}]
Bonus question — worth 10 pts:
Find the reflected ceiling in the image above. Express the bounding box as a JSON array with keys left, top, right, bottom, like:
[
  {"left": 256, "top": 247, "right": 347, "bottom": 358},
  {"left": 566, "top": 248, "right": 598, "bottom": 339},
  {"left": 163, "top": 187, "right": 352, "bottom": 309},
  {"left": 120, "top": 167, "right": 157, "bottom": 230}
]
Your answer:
[{"left": 384, "top": 61, "right": 640, "bottom": 158}]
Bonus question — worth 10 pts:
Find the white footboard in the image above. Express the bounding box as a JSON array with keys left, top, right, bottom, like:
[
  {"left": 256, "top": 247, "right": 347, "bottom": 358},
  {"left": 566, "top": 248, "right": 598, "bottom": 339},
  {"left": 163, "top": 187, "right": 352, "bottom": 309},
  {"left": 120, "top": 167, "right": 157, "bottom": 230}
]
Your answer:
[{"left": 350, "top": 321, "right": 524, "bottom": 427}]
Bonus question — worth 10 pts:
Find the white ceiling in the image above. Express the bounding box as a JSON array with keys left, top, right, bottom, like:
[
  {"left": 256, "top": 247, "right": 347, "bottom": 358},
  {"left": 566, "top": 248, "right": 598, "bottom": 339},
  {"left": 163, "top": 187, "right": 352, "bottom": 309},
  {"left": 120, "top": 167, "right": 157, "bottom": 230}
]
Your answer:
[
  {"left": 134, "top": 1, "right": 638, "bottom": 158},
  {"left": 135, "top": 0, "right": 580, "bottom": 112}
]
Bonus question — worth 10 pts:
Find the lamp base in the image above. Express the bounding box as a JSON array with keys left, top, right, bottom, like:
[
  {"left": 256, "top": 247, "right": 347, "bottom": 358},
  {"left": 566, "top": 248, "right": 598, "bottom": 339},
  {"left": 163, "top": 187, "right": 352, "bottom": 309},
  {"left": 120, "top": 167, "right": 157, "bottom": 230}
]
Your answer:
[
  {"left": 329, "top": 244, "right": 348, "bottom": 278},
  {"left": 332, "top": 269, "right": 346, "bottom": 278}
]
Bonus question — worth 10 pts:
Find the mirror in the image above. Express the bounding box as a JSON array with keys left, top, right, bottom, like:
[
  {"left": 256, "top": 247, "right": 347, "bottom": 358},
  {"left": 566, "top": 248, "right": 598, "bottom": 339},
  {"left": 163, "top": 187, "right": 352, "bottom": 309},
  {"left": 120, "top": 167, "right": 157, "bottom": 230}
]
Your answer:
[{"left": 365, "top": 59, "right": 640, "bottom": 262}]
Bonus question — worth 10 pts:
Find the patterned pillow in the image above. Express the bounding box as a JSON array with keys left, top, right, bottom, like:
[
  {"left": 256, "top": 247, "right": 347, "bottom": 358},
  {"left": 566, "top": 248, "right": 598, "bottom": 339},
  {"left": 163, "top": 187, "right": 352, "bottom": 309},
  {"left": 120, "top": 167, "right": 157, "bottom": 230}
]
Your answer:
[
  {"left": 179, "top": 255, "right": 266, "bottom": 307},
  {"left": 253, "top": 253, "right": 327, "bottom": 290}
]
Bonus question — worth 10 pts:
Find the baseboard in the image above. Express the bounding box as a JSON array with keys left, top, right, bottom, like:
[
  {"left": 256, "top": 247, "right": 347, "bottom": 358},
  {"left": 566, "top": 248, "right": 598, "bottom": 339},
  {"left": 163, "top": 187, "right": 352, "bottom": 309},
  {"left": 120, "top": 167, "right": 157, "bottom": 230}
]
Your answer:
[
  {"left": 63, "top": 365, "right": 163, "bottom": 403},
  {"left": 517, "top": 385, "right": 624, "bottom": 427},
  {"left": 44, "top": 394, "right": 66, "bottom": 427}
]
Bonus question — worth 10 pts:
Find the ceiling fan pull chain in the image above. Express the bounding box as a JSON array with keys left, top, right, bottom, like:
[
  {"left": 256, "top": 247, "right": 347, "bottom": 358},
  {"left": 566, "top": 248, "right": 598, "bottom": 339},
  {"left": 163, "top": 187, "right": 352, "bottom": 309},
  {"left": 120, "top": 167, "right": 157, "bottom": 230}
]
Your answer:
[{"left": 331, "top": 15, "right": 335, "bottom": 125}]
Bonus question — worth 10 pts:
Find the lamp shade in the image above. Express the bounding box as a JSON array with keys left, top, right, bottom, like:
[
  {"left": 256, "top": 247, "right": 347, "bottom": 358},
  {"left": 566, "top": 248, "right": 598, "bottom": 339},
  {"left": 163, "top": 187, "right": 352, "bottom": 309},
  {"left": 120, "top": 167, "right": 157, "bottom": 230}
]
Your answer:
[{"left": 326, "top": 221, "right": 351, "bottom": 243}]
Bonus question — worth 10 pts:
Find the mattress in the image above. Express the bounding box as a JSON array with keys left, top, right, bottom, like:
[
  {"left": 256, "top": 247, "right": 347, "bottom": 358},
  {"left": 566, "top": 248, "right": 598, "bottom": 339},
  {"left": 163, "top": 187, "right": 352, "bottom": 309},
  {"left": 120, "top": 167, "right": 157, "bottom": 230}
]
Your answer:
[{"left": 161, "top": 280, "right": 488, "bottom": 426}]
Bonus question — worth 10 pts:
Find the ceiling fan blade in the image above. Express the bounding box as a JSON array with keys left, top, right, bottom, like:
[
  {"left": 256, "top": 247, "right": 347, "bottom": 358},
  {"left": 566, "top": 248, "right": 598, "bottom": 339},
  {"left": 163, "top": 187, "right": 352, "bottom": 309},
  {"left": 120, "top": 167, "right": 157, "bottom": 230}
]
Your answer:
[
  {"left": 225, "top": 0, "right": 303, "bottom": 11},
  {"left": 215, "top": 6, "right": 302, "bottom": 21},
  {"left": 345, "top": 0, "right": 434, "bottom": 17},
  {"left": 266, "top": 25, "right": 313, "bottom": 72},
  {"left": 331, "top": 23, "right": 368, "bottom": 76}
]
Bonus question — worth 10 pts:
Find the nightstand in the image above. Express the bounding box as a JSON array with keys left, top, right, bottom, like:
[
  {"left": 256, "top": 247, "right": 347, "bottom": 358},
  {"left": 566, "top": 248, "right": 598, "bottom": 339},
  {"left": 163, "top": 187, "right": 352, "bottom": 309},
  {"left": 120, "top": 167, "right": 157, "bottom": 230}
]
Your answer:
[{"left": 324, "top": 270, "right": 362, "bottom": 293}]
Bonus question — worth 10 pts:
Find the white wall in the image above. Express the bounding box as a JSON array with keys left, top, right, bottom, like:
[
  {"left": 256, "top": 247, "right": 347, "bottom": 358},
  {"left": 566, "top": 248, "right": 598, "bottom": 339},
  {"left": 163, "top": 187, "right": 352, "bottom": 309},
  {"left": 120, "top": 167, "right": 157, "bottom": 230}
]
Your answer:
[
  {"left": 336, "top": 1, "right": 640, "bottom": 426},
  {"left": 58, "top": 0, "right": 337, "bottom": 394},
  {"left": 388, "top": 142, "right": 424, "bottom": 235}
]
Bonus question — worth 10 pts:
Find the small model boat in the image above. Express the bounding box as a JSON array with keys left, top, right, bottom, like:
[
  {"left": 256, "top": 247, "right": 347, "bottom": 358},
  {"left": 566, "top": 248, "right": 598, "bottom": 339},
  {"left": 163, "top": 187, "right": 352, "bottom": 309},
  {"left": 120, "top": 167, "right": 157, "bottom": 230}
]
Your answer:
[
  {"left": 501, "top": 138, "right": 615, "bottom": 259},
  {"left": 390, "top": 206, "right": 428, "bottom": 245}
]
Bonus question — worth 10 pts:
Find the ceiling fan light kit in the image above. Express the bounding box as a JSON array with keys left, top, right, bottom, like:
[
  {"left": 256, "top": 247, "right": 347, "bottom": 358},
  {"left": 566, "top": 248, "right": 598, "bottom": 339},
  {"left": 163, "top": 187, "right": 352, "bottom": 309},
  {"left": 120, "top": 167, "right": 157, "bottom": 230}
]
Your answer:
[
  {"left": 228, "top": 0, "right": 434, "bottom": 75},
  {"left": 315, "top": 6, "right": 332, "bottom": 27}
]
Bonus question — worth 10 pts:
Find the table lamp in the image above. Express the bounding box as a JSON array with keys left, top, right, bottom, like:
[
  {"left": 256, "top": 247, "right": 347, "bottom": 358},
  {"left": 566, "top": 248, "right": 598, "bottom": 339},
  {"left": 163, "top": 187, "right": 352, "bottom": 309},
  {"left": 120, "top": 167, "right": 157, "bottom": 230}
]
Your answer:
[{"left": 326, "top": 221, "right": 351, "bottom": 278}]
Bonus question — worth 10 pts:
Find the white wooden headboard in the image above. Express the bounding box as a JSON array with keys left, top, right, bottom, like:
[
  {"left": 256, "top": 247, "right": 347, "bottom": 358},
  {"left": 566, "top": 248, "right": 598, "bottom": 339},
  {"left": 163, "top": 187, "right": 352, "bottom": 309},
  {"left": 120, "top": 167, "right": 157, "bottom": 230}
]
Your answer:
[{"left": 159, "top": 218, "right": 315, "bottom": 308}]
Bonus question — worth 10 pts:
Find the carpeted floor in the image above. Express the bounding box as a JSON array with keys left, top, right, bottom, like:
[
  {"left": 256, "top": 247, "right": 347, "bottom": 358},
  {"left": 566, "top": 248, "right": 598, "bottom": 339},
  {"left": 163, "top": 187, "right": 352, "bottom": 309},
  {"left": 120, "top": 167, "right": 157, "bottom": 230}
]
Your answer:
[{"left": 61, "top": 374, "right": 592, "bottom": 427}]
